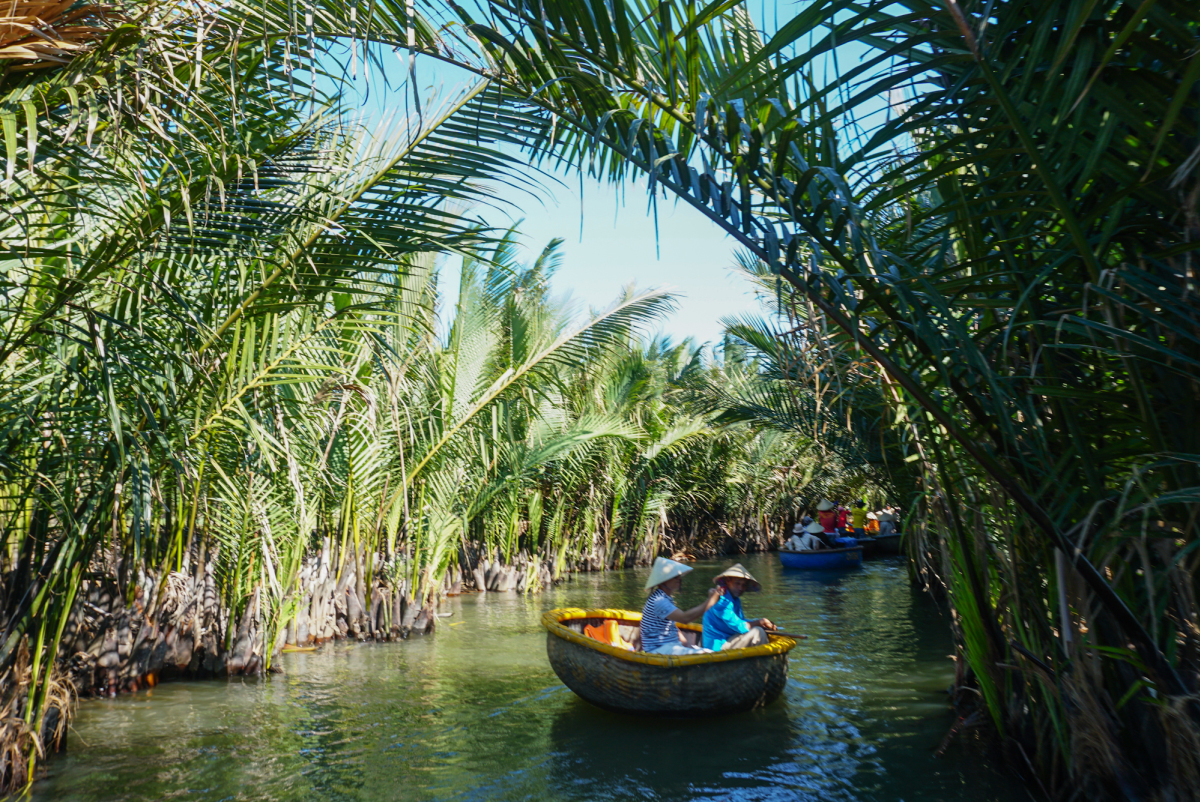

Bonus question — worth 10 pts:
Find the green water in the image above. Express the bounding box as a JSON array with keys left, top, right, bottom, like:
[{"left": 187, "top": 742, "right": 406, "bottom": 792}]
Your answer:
[{"left": 36, "top": 555, "right": 1029, "bottom": 801}]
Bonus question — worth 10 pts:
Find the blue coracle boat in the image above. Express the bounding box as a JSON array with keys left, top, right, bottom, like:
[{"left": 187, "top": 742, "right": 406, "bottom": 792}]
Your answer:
[{"left": 778, "top": 546, "right": 863, "bottom": 570}]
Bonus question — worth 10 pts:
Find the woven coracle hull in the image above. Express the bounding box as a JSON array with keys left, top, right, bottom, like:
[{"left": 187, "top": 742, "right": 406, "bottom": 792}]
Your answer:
[
  {"left": 543, "top": 609, "right": 795, "bottom": 716},
  {"left": 874, "top": 534, "right": 902, "bottom": 554},
  {"left": 778, "top": 546, "right": 863, "bottom": 570}
]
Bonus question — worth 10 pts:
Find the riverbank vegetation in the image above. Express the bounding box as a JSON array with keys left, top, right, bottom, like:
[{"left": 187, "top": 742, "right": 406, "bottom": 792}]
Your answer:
[
  {"left": 419, "top": 0, "right": 1199, "bottom": 798},
  {"left": 2, "top": 0, "right": 1198, "bottom": 798},
  {"left": 0, "top": 3, "right": 867, "bottom": 784}
]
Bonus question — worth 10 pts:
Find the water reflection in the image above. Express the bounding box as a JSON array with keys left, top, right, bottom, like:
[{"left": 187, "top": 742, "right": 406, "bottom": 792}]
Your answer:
[
  {"left": 35, "top": 555, "right": 1027, "bottom": 802},
  {"left": 547, "top": 695, "right": 819, "bottom": 800}
]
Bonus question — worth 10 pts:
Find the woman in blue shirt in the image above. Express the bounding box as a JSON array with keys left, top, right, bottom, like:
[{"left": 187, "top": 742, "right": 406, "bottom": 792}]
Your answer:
[{"left": 702, "top": 564, "right": 776, "bottom": 650}]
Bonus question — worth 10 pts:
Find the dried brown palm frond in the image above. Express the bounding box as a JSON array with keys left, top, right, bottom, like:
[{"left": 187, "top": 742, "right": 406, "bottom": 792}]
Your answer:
[
  {"left": 1158, "top": 693, "right": 1200, "bottom": 798},
  {"left": 38, "top": 670, "right": 75, "bottom": 754},
  {"left": 0, "top": 637, "right": 34, "bottom": 788},
  {"left": 1063, "top": 674, "right": 1125, "bottom": 798},
  {"left": 0, "top": 636, "right": 75, "bottom": 786},
  {"left": 0, "top": 1, "right": 110, "bottom": 69}
]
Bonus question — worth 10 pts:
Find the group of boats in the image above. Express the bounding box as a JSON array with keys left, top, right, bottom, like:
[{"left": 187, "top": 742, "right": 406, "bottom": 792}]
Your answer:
[
  {"left": 778, "top": 529, "right": 902, "bottom": 570},
  {"left": 542, "top": 529, "right": 904, "bottom": 717}
]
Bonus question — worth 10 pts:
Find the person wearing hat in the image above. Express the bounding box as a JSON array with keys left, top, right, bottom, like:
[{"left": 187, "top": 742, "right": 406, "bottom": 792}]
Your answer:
[
  {"left": 783, "top": 521, "right": 827, "bottom": 551},
  {"left": 816, "top": 500, "right": 857, "bottom": 547},
  {"left": 850, "top": 499, "right": 869, "bottom": 537},
  {"left": 816, "top": 499, "right": 838, "bottom": 535},
  {"left": 836, "top": 502, "right": 850, "bottom": 535},
  {"left": 865, "top": 510, "right": 879, "bottom": 535},
  {"left": 639, "top": 557, "right": 720, "bottom": 655},
  {"left": 876, "top": 511, "right": 897, "bottom": 537},
  {"left": 702, "top": 564, "right": 776, "bottom": 651}
]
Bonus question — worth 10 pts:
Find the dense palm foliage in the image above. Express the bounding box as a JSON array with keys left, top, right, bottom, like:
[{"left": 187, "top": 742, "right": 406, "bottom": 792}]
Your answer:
[
  {"left": 0, "top": 3, "right": 849, "bottom": 786},
  {"left": 391, "top": 0, "right": 1198, "bottom": 796},
  {"left": 3, "top": 0, "right": 1198, "bottom": 796},
  {"left": 0, "top": 6, "right": 560, "bottom": 780}
]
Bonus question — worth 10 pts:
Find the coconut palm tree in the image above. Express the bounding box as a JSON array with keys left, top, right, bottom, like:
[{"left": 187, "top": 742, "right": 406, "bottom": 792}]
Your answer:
[
  {"left": 391, "top": 0, "right": 1199, "bottom": 794},
  {"left": 0, "top": 2, "right": 558, "bottom": 784},
  {"left": 208, "top": 0, "right": 1199, "bottom": 794},
  {"left": 9, "top": 0, "right": 1196, "bottom": 794}
]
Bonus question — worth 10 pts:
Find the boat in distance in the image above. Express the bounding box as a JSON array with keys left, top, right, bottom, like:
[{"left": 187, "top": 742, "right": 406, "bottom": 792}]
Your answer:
[
  {"left": 855, "top": 537, "right": 878, "bottom": 558},
  {"left": 542, "top": 608, "right": 797, "bottom": 716},
  {"left": 778, "top": 545, "right": 864, "bottom": 570},
  {"left": 874, "top": 534, "right": 902, "bottom": 555}
]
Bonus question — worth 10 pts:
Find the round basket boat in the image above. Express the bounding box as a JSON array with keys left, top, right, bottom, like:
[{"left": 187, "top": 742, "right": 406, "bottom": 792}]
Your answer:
[
  {"left": 542, "top": 608, "right": 797, "bottom": 716},
  {"left": 778, "top": 545, "right": 863, "bottom": 570},
  {"left": 874, "top": 533, "right": 902, "bottom": 555}
]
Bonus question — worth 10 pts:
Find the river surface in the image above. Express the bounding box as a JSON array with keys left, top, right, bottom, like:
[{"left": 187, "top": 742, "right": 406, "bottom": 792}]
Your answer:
[{"left": 36, "top": 554, "right": 1029, "bottom": 801}]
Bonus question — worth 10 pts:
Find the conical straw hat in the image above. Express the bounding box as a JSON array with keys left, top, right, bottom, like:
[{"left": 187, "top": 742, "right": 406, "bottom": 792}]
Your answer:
[
  {"left": 792, "top": 522, "right": 805, "bottom": 533},
  {"left": 816, "top": 499, "right": 835, "bottom": 511},
  {"left": 644, "top": 556, "right": 692, "bottom": 590},
  {"left": 713, "top": 563, "right": 761, "bottom": 592},
  {"left": 804, "top": 521, "right": 826, "bottom": 534},
  {"left": 866, "top": 511, "right": 878, "bottom": 520},
  {"left": 876, "top": 511, "right": 896, "bottom": 522}
]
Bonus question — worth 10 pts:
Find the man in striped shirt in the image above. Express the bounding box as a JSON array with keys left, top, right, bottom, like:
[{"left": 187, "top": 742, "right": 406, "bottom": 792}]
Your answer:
[{"left": 640, "top": 557, "right": 719, "bottom": 655}]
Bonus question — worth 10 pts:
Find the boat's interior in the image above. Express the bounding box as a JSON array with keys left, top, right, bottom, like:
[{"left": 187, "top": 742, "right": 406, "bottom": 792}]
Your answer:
[{"left": 562, "top": 616, "right": 703, "bottom": 651}]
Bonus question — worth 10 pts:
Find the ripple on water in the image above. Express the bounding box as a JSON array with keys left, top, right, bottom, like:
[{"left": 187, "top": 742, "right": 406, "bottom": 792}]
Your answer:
[{"left": 34, "top": 555, "right": 1030, "bottom": 802}]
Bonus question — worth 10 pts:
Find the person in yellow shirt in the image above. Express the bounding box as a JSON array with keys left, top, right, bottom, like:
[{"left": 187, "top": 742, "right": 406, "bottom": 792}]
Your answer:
[{"left": 850, "top": 499, "right": 869, "bottom": 537}]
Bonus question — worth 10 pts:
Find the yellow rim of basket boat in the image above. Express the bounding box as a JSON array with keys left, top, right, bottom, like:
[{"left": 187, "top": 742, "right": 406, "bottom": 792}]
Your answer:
[{"left": 542, "top": 608, "right": 797, "bottom": 667}]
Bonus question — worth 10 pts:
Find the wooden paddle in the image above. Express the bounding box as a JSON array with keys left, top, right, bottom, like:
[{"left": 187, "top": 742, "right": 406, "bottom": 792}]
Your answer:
[{"left": 768, "top": 631, "right": 808, "bottom": 640}]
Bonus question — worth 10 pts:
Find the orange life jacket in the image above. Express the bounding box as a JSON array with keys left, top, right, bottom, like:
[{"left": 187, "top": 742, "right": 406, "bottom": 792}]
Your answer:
[{"left": 584, "top": 619, "right": 633, "bottom": 650}]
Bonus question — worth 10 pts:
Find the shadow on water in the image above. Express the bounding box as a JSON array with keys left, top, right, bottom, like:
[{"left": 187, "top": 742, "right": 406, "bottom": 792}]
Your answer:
[
  {"left": 33, "top": 554, "right": 1030, "bottom": 802},
  {"left": 546, "top": 695, "right": 821, "bottom": 801}
]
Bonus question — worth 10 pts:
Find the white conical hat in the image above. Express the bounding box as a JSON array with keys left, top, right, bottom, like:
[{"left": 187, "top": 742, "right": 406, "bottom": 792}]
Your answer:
[
  {"left": 804, "top": 521, "right": 825, "bottom": 534},
  {"left": 867, "top": 511, "right": 878, "bottom": 520},
  {"left": 816, "top": 499, "right": 835, "bottom": 511},
  {"left": 644, "top": 556, "right": 692, "bottom": 590},
  {"left": 792, "top": 523, "right": 805, "bottom": 533},
  {"left": 876, "top": 511, "right": 896, "bottom": 522}
]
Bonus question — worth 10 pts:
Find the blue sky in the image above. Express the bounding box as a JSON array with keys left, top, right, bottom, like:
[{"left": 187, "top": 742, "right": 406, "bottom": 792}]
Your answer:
[
  {"left": 328, "top": 2, "right": 887, "bottom": 345},
  {"left": 470, "top": 165, "right": 760, "bottom": 346},
  {"left": 335, "top": 53, "right": 767, "bottom": 347}
]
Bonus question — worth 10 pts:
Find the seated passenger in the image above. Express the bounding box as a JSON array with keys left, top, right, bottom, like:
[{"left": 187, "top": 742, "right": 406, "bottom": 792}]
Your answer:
[
  {"left": 850, "top": 499, "right": 869, "bottom": 537},
  {"left": 639, "top": 557, "right": 719, "bottom": 655},
  {"left": 702, "top": 564, "right": 776, "bottom": 651},
  {"left": 816, "top": 499, "right": 838, "bottom": 534},
  {"left": 783, "top": 522, "right": 804, "bottom": 551},
  {"left": 785, "top": 521, "right": 827, "bottom": 550},
  {"left": 817, "top": 500, "right": 856, "bottom": 547}
]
